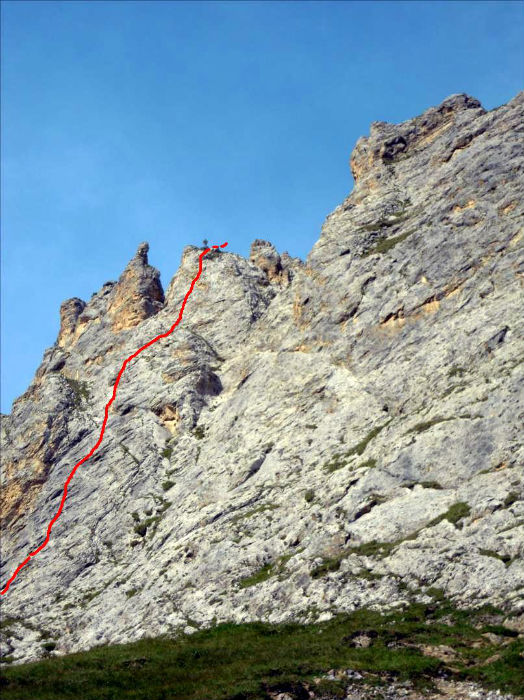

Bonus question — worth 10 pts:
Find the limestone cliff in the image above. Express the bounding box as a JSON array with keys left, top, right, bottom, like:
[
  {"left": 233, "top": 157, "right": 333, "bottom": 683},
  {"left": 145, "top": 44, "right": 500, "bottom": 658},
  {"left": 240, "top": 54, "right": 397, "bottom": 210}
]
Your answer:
[{"left": 1, "top": 92, "right": 523, "bottom": 666}]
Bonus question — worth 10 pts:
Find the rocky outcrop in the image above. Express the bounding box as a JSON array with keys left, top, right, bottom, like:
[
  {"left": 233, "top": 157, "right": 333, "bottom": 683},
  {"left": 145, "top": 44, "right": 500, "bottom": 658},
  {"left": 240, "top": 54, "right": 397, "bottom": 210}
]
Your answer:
[
  {"left": 164, "top": 245, "right": 277, "bottom": 357},
  {"left": 108, "top": 242, "right": 164, "bottom": 332},
  {"left": 349, "top": 93, "right": 484, "bottom": 187},
  {"left": 1, "top": 92, "right": 523, "bottom": 668},
  {"left": 57, "top": 298, "right": 86, "bottom": 348},
  {"left": 249, "top": 239, "right": 298, "bottom": 286},
  {"left": 57, "top": 243, "right": 165, "bottom": 348}
]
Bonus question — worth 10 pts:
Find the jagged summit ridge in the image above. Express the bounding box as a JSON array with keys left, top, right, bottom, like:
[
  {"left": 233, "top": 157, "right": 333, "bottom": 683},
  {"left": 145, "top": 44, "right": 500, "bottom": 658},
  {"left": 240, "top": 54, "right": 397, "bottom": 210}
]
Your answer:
[
  {"left": 56, "top": 241, "right": 165, "bottom": 349},
  {"left": 1, "top": 92, "right": 523, "bottom": 666},
  {"left": 350, "top": 92, "right": 484, "bottom": 185}
]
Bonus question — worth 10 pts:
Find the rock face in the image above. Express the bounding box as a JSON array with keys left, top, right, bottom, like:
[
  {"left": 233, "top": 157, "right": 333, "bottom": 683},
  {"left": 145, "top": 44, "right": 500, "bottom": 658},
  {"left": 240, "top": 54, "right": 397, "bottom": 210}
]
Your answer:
[
  {"left": 108, "top": 241, "right": 165, "bottom": 332},
  {"left": 249, "top": 239, "right": 298, "bottom": 286},
  {"left": 1, "top": 92, "right": 523, "bottom": 666}
]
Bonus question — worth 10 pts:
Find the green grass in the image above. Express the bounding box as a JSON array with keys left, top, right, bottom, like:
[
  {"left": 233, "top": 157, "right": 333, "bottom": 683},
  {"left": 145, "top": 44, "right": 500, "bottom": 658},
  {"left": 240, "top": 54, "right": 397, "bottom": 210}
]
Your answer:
[
  {"left": 324, "top": 422, "right": 390, "bottom": 473},
  {"left": 448, "top": 366, "right": 465, "bottom": 378},
  {"left": 1, "top": 602, "right": 521, "bottom": 700},
  {"left": 425, "top": 587, "right": 446, "bottom": 602},
  {"left": 441, "top": 383, "right": 468, "bottom": 398},
  {"left": 459, "top": 638, "right": 524, "bottom": 694},
  {"left": 161, "top": 480, "right": 175, "bottom": 492},
  {"left": 310, "top": 534, "right": 417, "bottom": 576},
  {"left": 63, "top": 377, "right": 90, "bottom": 410},
  {"left": 356, "top": 569, "right": 384, "bottom": 581},
  {"left": 161, "top": 447, "right": 173, "bottom": 459},
  {"left": 131, "top": 497, "right": 171, "bottom": 537},
  {"left": 359, "top": 201, "right": 412, "bottom": 239},
  {"left": 304, "top": 489, "right": 315, "bottom": 503},
  {"left": 238, "top": 554, "right": 294, "bottom": 589},
  {"left": 312, "top": 529, "right": 426, "bottom": 574},
  {"left": 346, "top": 423, "right": 389, "bottom": 457},
  {"left": 323, "top": 452, "right": 351, "bottom": 473},
  {"left": 310, "top": 555, "right": 343, "bottom": 578},
  {"left": 346, "top": 539, "right": 403, "bottom": 559},
  {"left": 479, "top": 549, "right": 513, "bottom": 566},
  {"left": 238, "top": 563, "right": 276, "bottom": 588},
  {"left": 418, "top": 481, "right": 443, "bottom": 490},
  {"left": 230, "top": 503, "right": 279, "bottom": 525},
  {"left": 407, "top": 416, "right": 454, "bottom": 434},
  {"left": 81, "top": 590, "right": 100, "bottom": 605},
  {"left": 0, "top": 617, "right": 19, "bottom": 632},
  {"left": 133, "top": 516, "right": 161, "bottom": 538},
  {"left": 314, "top": 503, "right": 472, "bottom": 573},
  {"left": 426, "top": 502, "right": 471, "bottom": 528},
  {"left": 358, "top": 458, "right": 377, "bottom": 470},
  {"left": 362, "top": 229, "right": 414, "bottom": 257}
]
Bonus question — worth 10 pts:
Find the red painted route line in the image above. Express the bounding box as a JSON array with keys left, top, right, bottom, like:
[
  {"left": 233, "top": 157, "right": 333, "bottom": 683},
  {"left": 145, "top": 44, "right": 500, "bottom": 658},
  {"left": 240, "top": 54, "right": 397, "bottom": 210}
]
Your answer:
[{"left": 1, "top": 243, "right": 228, "bottom": 595}]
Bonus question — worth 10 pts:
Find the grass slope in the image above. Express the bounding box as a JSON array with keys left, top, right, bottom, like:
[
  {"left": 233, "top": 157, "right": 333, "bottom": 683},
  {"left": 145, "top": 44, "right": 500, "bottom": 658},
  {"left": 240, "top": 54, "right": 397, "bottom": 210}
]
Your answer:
[{"left": 1, "top": 602, "right": 522, "bottom": 700}]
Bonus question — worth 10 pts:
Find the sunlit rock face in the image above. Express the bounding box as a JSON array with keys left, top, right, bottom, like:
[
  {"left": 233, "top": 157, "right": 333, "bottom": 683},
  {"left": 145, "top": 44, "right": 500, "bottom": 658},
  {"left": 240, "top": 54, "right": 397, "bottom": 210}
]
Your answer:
[
  {"left": 57, "top": 298, "right": 86, "bottom": 348},
  {"left": 108, "top": 241, "right": 165, "bottom": 332},
  {"left": 1, "top": 92, "right": 523, "bottom": 665}
]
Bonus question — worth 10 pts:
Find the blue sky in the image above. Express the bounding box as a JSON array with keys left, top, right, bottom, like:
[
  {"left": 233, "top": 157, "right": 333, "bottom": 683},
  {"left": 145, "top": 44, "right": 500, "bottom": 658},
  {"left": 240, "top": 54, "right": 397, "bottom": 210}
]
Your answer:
[{"left": 1, "top": 0, "right": 523, "bottom": 412}]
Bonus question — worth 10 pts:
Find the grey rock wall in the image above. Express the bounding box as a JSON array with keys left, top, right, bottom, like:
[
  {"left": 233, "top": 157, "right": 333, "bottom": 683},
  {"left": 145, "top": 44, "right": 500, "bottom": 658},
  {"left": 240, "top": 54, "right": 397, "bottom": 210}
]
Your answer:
[{"left": 1, "top": 91, "right": 523, "bottom": 665}]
